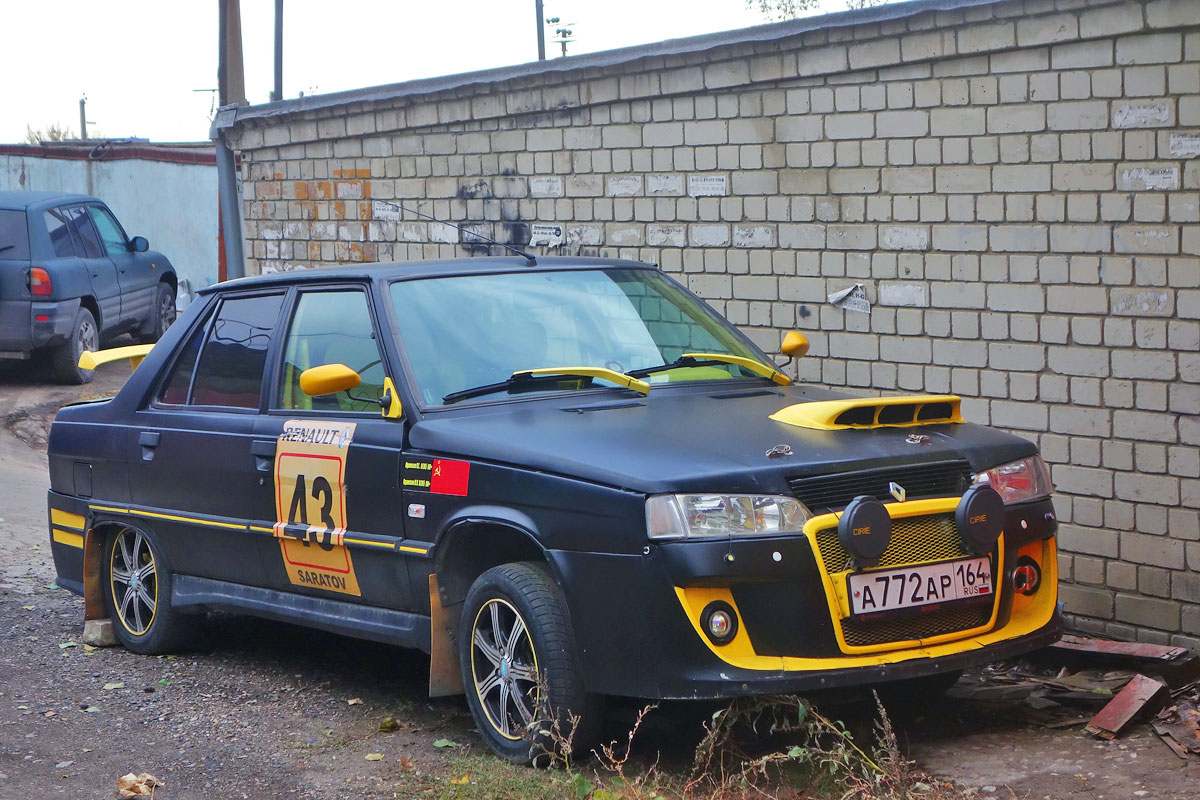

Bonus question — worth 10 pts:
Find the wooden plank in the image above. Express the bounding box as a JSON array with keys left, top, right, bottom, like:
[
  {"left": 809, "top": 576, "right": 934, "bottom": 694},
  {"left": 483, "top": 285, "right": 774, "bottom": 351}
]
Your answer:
[
  {"left": 1085, "top": 674, "right": 1170, "bottom": 740},
  {"left": 1047, "top": 636, "right": 1200, "bottom": 688},
  {"left": 1054, "top": 634, "right": 1186, "bottom": 660}
]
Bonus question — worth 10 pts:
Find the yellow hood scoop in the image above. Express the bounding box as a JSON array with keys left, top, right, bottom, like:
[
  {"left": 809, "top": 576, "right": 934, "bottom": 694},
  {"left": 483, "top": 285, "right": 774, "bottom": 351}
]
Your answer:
[{"left": 771, "top": 394, "right": 964, "bottom": 431}]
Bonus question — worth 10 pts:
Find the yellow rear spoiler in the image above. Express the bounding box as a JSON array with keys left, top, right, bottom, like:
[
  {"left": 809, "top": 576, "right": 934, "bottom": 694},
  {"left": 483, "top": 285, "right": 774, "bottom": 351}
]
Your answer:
[
  {"left": 78, "top": 344, "right": 154, "bottom": 372},
  {"left": 771, "top": 394, "right": 963, "bottom": 431}
]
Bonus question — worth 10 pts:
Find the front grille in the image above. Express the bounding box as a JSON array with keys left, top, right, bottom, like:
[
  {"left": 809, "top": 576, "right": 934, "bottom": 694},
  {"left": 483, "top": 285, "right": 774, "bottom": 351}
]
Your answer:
[
  {"left": 814, "top": 512, "right": 967, "bottom": 573},
  {"left": 841, "top": 602, "right": 993, "bottom": 647},
  {"left": 788, "top": 459, "right": 971, "bottom": 513}
]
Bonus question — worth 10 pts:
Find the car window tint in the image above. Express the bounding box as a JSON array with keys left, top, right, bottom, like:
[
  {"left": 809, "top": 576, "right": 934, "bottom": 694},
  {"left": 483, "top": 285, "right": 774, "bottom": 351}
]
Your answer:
[
  {"left": 157, "top": 318, "right": 207, "bottom": 405},
  {"left": 0, "top": 210, "right": 30, "bottom": 260},
  {"left": 277, "top": 290, "right": 385, "bottom": 413},
  {"left": 86, "top": 206, "right": 128, "bottom": 257},
  {"left": 43, "top": 208, "right": 78, "bottom": 258},
  {"left": 190, "top": 294, "right": 284, "bottom": 409},
  {"left": 64, "top": 206, "right": 103, "bottom": 258}
]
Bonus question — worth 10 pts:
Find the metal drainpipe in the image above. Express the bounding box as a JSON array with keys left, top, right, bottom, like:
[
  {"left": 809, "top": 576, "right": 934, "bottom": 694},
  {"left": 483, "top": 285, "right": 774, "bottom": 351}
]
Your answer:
[{"left": 214, "top": 121, "right": 245, "bottom": 280}]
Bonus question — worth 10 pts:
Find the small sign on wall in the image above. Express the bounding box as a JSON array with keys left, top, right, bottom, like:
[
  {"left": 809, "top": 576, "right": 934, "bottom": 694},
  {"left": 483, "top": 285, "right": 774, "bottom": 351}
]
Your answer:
[
  {"left": 372, "top": 201, "right": 401, "bottom": 221},
  {"left": 529, "top": 224, "right": 564, "bottom": 247},
  {"left": 828, "top": 283, "right": 871, "bottom": 315},
  {"left": 688, "top": 175, "right": 728, "bottom": 197}
]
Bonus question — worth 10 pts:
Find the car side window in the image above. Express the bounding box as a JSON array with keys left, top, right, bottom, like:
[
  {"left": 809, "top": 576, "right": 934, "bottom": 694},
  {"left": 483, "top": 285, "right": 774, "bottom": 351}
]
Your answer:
[
  {"left": 186, "top": 294, "right": 285, "bottom": 409},
  {"left": 86, "top": 206, "right": 129, "bottom": 257},
  {"left": 64, "top": 206, "right": 103, "bottom": 258},
  {"left": 43, "top": 208, "right": 79, "bottom": 258},
  {"left": 157, "top": 318, "right": 207, "bottom": 405},
  {"left": 276, "top": 289, "right": 385, "bottom": 413}
]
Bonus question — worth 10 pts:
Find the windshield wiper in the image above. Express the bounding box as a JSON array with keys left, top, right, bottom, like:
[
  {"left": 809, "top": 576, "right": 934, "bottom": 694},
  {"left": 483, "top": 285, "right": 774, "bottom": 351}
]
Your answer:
[
  {"left": 628, "top": 353, "right": 791, "bottom": 386},
  {"left": 0, "top": 244, "right": 15, "bottom": 254},
  {"left": 443, "top": 366, "right": 650, "bottom": 405}
]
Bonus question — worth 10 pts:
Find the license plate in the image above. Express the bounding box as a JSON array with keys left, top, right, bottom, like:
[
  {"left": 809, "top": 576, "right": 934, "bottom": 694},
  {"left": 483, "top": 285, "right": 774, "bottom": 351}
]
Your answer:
[{"left": 848, "top": 557, "right": 992, "bottom": 616}]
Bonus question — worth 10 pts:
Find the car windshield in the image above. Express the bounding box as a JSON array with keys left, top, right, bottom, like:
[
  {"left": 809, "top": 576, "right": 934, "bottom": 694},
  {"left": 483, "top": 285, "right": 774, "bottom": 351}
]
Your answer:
[{"left": 389, "top": 268, "right": 770, "bottom": 407}]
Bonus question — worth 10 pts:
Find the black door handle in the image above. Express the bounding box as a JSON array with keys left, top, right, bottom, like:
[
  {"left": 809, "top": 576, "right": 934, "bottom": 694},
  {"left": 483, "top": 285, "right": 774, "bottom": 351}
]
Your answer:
[
  {"left": 138, "top": 431, "right": 160, "bottom": 461},
  {"left": 251, "top": 440, "right": 276, "bottom": 473}
]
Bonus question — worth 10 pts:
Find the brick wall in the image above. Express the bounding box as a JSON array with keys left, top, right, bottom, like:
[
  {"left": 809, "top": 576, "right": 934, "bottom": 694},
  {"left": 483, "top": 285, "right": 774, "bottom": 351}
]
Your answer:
[{"left": 225, "top": 0, "right": 1200, "bottom": 646}]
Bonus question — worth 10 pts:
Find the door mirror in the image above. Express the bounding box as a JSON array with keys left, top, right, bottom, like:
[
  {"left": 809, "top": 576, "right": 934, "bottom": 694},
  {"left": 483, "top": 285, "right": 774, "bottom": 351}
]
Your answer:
[
  {"left": 300, "top": 363, "right": 361, "bottom": 397},
  {"left": 781, "top": 331, "right": 810, "bottom": 358},
  {"left": 130, "top": 236, "right": 149, "bottom": 252}
]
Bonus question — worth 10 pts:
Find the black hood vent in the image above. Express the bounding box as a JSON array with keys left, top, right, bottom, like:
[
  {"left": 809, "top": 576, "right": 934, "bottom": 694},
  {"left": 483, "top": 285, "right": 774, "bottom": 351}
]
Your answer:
[{"left": 788, "top": 459, "right": 972, "bottom": 513}]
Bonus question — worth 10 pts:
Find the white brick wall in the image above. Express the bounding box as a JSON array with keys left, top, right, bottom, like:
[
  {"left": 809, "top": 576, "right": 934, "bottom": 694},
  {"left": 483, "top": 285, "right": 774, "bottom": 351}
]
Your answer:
[{"left": 231, "top": 0, "right": 1200, "bottom": 647}]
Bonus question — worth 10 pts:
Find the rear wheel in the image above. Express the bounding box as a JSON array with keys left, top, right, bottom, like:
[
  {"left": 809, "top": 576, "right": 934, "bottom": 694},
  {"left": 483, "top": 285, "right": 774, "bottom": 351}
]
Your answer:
[
  {"left": 459, "top": 562, "right": 602, "bottom": 764},
  {"left": 102, "top": 525, "right": 192, "bottom": 654},
  {"left": 137, "top": 283, "right": 176, "bottom": 343},
  {"left": 50, "top": 307, "right": 98, "bottom": 384}
]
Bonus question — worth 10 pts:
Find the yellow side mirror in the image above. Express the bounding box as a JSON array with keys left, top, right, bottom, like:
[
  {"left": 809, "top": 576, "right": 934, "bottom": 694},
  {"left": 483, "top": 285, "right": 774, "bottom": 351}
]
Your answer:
[
  {"left": 781, "top": 331, "right": 810, "bottom": 358},
  {"left": 299, "top": 363, "right": 361, "bottom": 397},
  {"left": 381, "top": 377, "right": 403, "bottom": 419}
]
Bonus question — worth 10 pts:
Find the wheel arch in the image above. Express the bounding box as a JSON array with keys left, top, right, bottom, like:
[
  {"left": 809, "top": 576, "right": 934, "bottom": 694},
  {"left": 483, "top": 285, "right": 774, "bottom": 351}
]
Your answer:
[
  {"left": 77, "top": 295, "right": 101, "bottom": 332},
  {"left": 427, "top": 507, "right": 558, "bottom": 699}
]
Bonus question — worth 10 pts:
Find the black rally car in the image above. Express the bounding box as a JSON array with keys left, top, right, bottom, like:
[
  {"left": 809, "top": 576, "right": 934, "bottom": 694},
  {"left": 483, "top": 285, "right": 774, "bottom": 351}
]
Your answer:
[{"left": 47, "top": 257, "right": 1061, "bottom": 761}]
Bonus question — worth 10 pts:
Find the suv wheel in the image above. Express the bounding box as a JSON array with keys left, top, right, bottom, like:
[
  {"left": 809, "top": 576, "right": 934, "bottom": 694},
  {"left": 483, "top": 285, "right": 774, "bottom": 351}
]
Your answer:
[
  {"left": 459, "top": 562, "right": 601, "bottom": 764},
  {"left": 51, "top": 307, "right": 98, "bottom": 384},
  {"left": 137, "top": 283, "right": 176, "bottom": 343}
]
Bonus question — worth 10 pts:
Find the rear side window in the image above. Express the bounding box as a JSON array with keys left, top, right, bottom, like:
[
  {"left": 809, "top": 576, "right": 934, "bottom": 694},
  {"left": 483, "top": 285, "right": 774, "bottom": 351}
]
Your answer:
[
  {"left": 158, "top": 320, "right": 206, "bottom": 405},
  {"left": 0, "top": 210, "right": 30, "bottom": 260},
  {"left": 174, "top": 294, "right": 284, "bottom": 409},
  {"left": 43, "top": 208, "right": 77, "bottom": 258}
]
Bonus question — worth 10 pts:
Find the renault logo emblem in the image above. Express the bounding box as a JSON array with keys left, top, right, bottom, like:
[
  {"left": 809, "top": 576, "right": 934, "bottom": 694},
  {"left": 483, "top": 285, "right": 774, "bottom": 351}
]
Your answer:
[{"left": 889, "top": 481, "right": 906, "bottom": 503}]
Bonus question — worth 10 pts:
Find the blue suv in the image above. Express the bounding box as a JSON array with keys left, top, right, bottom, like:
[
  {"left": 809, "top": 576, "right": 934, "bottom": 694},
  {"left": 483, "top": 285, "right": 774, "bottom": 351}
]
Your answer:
[{"left": 0, "top": 191, "right": 177, "bottom": 383}]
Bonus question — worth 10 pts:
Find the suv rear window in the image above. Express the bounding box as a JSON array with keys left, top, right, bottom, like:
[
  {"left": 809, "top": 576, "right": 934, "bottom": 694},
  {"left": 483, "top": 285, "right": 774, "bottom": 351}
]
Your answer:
[{"left": 0, "top": 210, "right": 30, "bottom": 260}]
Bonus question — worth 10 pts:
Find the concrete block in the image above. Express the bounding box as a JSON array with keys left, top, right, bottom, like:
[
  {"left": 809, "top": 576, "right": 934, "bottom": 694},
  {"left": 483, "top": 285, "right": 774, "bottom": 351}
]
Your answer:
[
  {"left": 689, "top": 224, "right": 730, "bottom": 247},
  {"left": 1117, "top": 33, "right": 1183, "bottom": 65},
  {"left": 1116, "top": 594, "right": 1180, "bottom": 630},
  {"left": 83, "top": 619, "right": 118, "bottom": 647},
  {"left": 826, "top": 113, "right": 875, "bottom": 140},
  {"left": 1060, "top": 584, "right": 1115, "bottom": 619},
  {"left": 986, "top": 104, "right": 1046, "bottom": 133}
]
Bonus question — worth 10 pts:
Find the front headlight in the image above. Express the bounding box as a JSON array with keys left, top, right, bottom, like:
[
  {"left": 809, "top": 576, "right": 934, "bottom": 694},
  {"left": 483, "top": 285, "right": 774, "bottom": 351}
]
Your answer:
[
  {"left": 646, "top": 494, "right": 812, "bottom": 540},
  {"left": 971, "top": 455, "right": 1053, "bottom": 505}
]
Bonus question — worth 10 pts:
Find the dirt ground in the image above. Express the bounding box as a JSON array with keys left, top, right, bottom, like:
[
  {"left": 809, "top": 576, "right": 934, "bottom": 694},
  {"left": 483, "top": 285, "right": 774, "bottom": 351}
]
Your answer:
[{"left": 2, "top": 359, "right": 1198, "bottom": 799}]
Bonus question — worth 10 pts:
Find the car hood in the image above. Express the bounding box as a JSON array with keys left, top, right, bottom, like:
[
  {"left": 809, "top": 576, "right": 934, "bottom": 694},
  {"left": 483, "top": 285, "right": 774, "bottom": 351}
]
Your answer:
[{"left": 408, "top": 383, "right": 1037, "bottom": 495}]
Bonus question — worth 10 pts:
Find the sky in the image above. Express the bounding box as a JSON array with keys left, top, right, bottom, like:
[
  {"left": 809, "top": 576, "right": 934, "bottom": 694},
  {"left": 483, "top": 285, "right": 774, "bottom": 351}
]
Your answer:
[{"left": 0, "top": 0, "right": 861, "bottom": 145}]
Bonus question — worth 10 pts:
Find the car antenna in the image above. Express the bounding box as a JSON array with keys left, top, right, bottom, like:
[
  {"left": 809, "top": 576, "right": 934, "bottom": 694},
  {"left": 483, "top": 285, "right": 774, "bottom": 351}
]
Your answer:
[{"left": 373, "top": 200, "right": 537, "bottom": 266}]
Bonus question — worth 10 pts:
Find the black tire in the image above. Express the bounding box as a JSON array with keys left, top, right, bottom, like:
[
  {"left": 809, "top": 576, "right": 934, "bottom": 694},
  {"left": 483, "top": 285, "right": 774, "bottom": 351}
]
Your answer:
[
  {"left": 137, "top": 282, "right": 176, "bottom": 343},
  {"left": 50, "top": 307, "right": 98, "bottom": 385},
  {"left": 102, "top": 525, "right": 192, "bottom": 654},
  {"left": 459, "top": 562, "right": 602, "bottom": 764}
]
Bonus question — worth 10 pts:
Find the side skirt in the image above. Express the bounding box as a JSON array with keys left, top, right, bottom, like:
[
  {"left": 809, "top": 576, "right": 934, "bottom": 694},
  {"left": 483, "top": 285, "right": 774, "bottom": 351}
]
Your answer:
[{"left": 172, "top": 575, "right": 432, "bottom": 653}]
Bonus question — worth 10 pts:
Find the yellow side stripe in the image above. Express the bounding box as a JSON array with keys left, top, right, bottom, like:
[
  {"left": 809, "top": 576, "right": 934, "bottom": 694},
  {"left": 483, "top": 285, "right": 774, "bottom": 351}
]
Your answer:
[
  {"left": 50, "top": 509, "right": 86, "bottom": 530},
  {"left": 52, "top": 529, "right": 84, "bottom": 548},
  {"left": 87, "top": 502, "right": 430, "bottom": 554},
  {"left": 344, "top": 537, "right": 396, "bottom": 549}
]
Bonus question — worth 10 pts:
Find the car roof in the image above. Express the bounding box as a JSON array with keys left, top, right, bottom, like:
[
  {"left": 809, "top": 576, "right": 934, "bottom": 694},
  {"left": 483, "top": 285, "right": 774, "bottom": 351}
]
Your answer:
[
  {"left": 199, "top": 256, "right": 658, "bottom": 294},
  {"left": 0, "top": 190, "right": 99, "bottom": 212}
]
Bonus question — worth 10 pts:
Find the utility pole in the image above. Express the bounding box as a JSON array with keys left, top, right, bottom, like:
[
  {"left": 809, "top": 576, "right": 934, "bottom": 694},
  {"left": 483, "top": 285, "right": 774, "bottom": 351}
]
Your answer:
[
  {"left": 271, "top": 0, "right": 283, "bottom": 102},
  {"left": 535, "top": 0, "right": 546, "bottom": 61},
  {"left": 217, "top": 0, "right": 247, "bottom": 282},
  {"left": 79, "top": 96, "right": 88, "bottom": 141}
]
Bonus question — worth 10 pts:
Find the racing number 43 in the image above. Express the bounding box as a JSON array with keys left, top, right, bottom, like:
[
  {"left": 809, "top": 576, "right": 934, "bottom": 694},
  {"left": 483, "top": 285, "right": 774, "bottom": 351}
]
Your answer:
[{"left": 285, "top": 472, "right": 336, "bottom": 550}]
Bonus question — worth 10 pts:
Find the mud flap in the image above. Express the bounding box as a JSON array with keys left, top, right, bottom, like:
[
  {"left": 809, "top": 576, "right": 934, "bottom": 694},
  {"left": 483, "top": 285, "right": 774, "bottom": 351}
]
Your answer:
[
  {"left": 81, "top": 528, "right": 117, "bottom": 646},
  {"left": 428, "top": 573, "right": 464, "bottom": 697}
]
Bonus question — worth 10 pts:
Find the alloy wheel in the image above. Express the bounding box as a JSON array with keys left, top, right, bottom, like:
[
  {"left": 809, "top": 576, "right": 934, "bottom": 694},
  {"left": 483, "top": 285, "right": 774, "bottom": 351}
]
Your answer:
[
  {"left": 109, "top": 528, "right": 158, "bottom": 636},
  {"left": 470, "top": 598, "right": 540, "bottom": 740}
]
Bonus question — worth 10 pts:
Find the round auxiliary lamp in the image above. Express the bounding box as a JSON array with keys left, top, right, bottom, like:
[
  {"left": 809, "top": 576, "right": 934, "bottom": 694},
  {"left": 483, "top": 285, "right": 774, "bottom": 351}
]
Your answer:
[
  {"left": 837, "top": 496, "right": 893, "bottom": 567},
  {"left": 955, "top": 483, "right": 1005, "bottom": 554}
]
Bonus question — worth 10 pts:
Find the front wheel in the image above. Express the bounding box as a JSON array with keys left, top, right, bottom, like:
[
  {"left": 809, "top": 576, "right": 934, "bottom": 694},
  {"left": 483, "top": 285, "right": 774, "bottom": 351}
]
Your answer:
[
  {"left": 103, "top": 525, "right": 192, "bottom": 654},
  {"left": 459, "top": 562, "right": 601, "bottom": 764}
]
